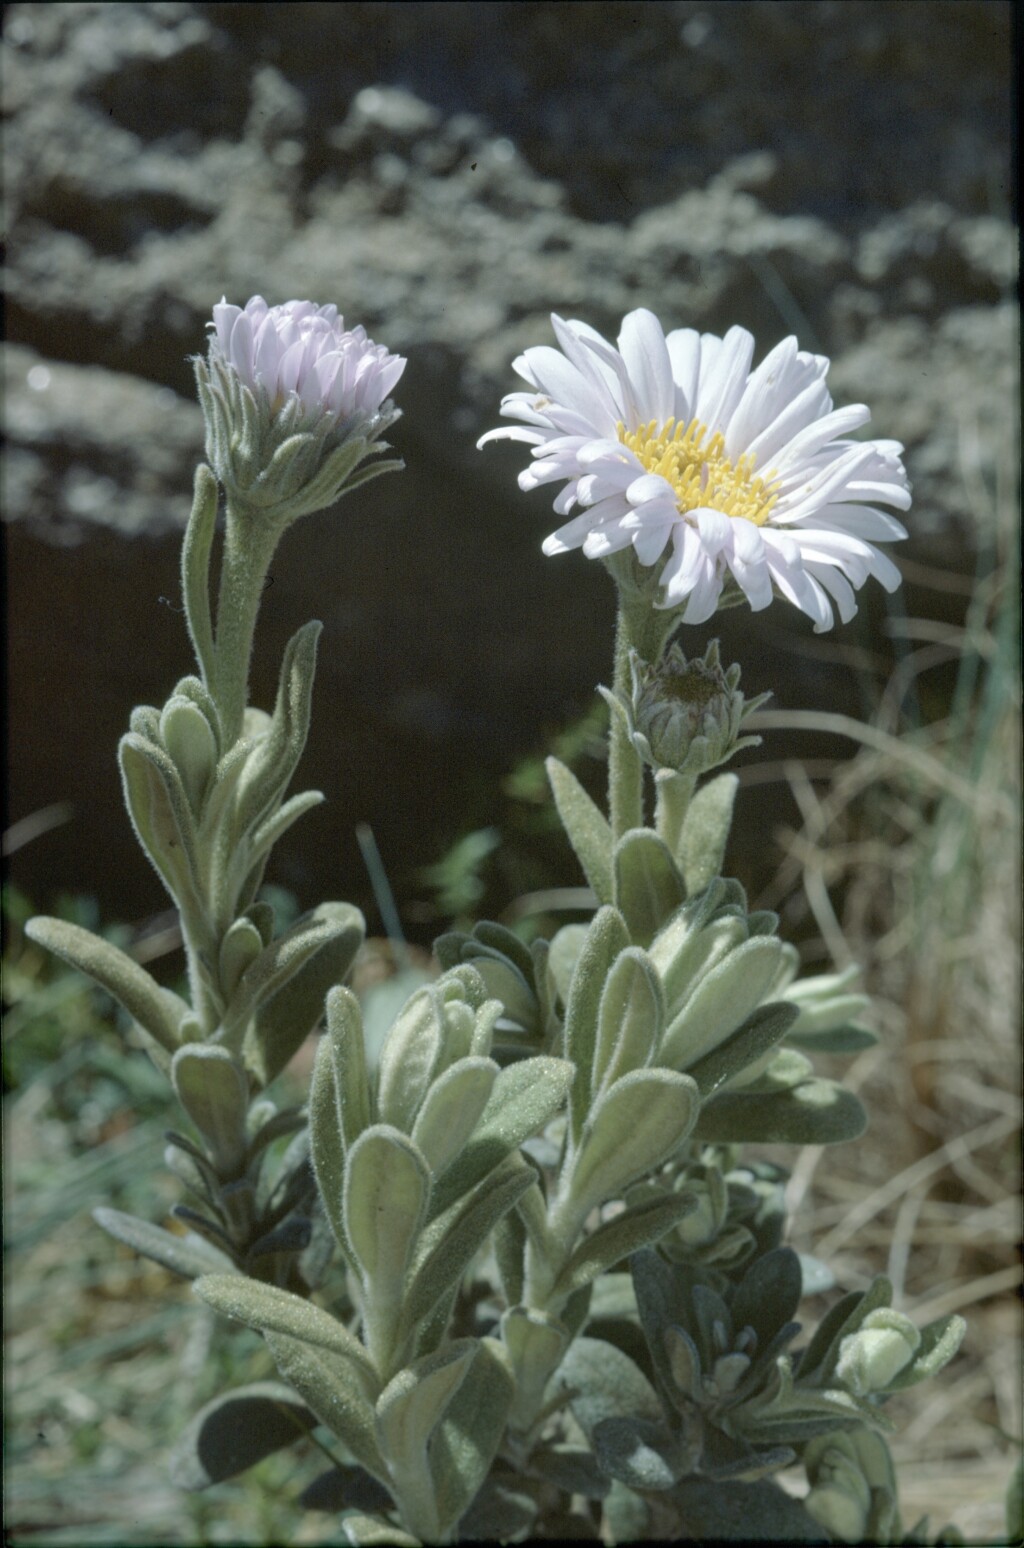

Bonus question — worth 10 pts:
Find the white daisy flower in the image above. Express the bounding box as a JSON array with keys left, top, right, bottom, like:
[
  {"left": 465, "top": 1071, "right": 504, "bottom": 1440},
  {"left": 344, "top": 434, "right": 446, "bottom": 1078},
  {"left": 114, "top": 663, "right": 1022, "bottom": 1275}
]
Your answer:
[{"left": 479, "top": 310, "right": 910, "bottom": 632}]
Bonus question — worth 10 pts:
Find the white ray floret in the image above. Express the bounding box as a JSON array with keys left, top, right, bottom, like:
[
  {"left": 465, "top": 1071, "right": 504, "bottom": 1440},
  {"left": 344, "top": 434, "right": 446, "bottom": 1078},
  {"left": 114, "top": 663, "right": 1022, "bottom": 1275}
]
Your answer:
[{"left": 479, "top": 310, "right": 910, "bottom": 631}]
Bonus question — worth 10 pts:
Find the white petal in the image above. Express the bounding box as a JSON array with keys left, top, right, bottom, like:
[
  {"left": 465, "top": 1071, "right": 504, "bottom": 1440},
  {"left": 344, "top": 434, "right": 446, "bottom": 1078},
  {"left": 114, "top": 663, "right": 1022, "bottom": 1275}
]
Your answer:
[
  {"left": 724, "top": 336, "right": 799, "bottom": 451},
  {"left": 805, "top": 562, "right": 858, "bottom": 623},
  {"left": 726, "top": 519, "right": 772, "bottom": 610},
  {"left": 515, "top": 347, "right": 614, "bottom": 432},
  {"left": 681, "top": 563, "right": 725, "bottom": 623},
  {"left": 769, "top": 403, "right": 871, "bottom": 469},
  {"left": 665, "top": 328, "right": 702, "bottom": 423},
  {"left": 228, "top": 311, "right": 255, "bottom": 383},
  {"left": 477, "top": 426, "right": 547, "bottom": 447},
  {"left": 617, "top": 309, "right": 675, "bottom": 426},
  {"left": 661, "top": 522, "right": 701, "bottom": 597},
  {"left": 550, "top": 314, "right": 622, "bottom": 421},
  {"left": 632, "top": 521, "right": 674, "bottom": 565},
  {"left": 765, "top": 548, "right": 834, "bottom": 632},
  {"left": 774, "top": 445, "right": 876, "bottom": 523},
  {"left": 584, "top": 524, "right": 635, "bottom": 557},
  {"left": 811, "top": 504, "right": 909, "bottom": 542},
  {"left": 213, "top": 299, "right": 241, "bottom": 353},
  {"left": 626, "top": 471, "right": 678, "bottom": 505},
  {"left": 695, "top": 326, "right": 755, "bottom": 430},
  {"left": 694, "top": 507, "right": 734, "bottom": 557}
]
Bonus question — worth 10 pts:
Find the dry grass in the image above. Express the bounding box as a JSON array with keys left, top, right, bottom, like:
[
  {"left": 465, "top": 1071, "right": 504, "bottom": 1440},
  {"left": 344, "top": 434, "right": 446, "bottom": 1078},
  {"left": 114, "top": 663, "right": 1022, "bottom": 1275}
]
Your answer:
[{"left": 744, "top": 456, "right": 1021, "bottom": 1539}]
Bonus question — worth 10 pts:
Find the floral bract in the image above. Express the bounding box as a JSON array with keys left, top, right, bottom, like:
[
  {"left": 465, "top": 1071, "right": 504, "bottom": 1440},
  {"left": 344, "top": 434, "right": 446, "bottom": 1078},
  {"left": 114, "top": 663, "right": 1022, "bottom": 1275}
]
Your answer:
[{"left": 479, "top": 310, "right": 911, "bottom": 631}]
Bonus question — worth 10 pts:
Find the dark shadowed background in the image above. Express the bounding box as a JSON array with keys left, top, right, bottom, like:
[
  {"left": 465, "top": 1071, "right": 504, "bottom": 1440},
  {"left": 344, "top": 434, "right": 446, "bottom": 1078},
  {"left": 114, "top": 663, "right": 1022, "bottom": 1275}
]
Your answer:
[{"left": 3, "top": 0, "right": 1015, "bottom": 939}]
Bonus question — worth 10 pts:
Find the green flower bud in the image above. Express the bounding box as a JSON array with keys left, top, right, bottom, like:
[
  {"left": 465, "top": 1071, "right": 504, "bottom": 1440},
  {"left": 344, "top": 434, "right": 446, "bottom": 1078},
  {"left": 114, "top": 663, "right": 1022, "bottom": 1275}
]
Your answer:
[
  {"left": 601, "top": 641, "right": 769, "bottom": 778},
  {"left": 804, "top": 1449, "right": 873, "bottom": 1543},
  {"left": 834, "top": 1307, "right": 922, "bottom": 1396},
  {"left": 804, "top": 1430, "right": 899, "bottom": 1544}
]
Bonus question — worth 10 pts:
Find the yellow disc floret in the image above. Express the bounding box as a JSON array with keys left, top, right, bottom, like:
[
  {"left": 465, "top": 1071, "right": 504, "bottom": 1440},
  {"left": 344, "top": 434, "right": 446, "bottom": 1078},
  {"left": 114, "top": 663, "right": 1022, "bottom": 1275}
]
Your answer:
[{"left": 618, "top": 417, "right": 780, "bottom": 525}]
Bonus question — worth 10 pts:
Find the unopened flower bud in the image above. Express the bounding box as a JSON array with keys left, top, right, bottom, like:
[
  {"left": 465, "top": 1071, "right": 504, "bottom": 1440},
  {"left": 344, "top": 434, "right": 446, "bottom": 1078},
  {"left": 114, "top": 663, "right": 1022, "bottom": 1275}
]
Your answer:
[
  {"left": 803, "top": 1430, "right": 898, "bottom": 1544},
  {"left": 601, "top": 641, "right": 769, "bottom": 778},
  {"left": 195, "top": 295, "right": 405, "bottom": 521},
  {"left": 804, "top": 1446, "right": 873, "bottom": 1542},
  {"left": 834, "top": 1308, "right": 921, "bottom": 1396}
]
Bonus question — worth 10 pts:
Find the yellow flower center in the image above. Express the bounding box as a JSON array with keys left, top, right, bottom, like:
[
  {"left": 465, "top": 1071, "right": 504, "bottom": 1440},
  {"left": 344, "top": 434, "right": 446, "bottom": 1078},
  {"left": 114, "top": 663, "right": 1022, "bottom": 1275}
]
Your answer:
[{"left": 618, "top": 417, "right": 780, "bottom": 525}]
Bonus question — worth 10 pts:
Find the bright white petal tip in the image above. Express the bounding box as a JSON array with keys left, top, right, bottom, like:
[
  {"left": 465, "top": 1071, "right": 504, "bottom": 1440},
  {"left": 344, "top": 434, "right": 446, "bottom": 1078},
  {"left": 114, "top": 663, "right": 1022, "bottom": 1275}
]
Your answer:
[{"left": 479, "top": 310, "right": 910, "bottom": 631}]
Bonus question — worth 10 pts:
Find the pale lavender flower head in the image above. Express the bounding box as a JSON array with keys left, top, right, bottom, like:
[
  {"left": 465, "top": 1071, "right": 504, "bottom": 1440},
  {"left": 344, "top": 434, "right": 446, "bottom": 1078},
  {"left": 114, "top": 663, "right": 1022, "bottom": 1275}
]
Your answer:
[
  {"left": 196, "top": 296, "right": 405, "bottom": 518},
  {"left": 209, "top": 297, "right": 406, "bottom": 426}
]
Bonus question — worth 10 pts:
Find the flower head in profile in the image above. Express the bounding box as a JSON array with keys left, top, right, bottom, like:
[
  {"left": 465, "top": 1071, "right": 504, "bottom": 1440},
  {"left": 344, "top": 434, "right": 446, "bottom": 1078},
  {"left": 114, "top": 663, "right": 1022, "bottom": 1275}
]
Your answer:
[
  {"left": 479, "top": 310, "right": 910, "bottom": 632},
  {"left": 196, "top": 296, "right": 405, "bottom": 519}
]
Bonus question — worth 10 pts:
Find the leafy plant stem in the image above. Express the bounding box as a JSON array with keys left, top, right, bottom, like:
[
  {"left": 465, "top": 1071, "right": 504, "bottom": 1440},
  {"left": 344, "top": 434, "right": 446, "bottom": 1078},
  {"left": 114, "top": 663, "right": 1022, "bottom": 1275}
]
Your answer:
[
  {"left": 212, "top": 504, "right": 284, "bottom": 746},
  {"left": 655, "top": 769, "right": 698, "bottom": 857},
  {"left": 608, "top": 597, "right": 674, "bottom": 841}
]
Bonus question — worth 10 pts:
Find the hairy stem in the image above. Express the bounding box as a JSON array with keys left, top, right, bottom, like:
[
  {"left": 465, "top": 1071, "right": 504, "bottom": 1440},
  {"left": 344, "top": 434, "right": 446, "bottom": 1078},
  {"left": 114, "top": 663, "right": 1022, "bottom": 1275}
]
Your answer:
[{"left": 211, "top": 503, "right": 283, "bottom": 747}]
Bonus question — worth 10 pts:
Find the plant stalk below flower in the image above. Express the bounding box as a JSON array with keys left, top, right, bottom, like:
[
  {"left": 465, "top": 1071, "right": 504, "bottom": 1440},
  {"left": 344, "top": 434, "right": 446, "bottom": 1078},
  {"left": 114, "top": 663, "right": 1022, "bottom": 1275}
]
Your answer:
[{"left": 211, "top": 504, "right": 283, "bottom": 747}]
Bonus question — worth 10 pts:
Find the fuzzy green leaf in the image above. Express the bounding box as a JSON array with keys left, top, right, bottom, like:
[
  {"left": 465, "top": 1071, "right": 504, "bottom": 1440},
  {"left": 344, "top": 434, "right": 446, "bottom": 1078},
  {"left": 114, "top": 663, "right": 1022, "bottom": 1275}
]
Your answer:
[
  {"left": 884, "top": 1313, "right": 966, "bottom": 1390},
  {"left": 344, "top": 1127, "right": 430, "bottom": 1288},
  {"left": 591, "top": 947, "right": 664, "bottom": 1098},
  {"left": 118, "top": 733, "right": 203, "bottom": 911},
  {"left": 676, "top": 772, "right": 738, "bottom": 893},
  {"left": 558, "top": 1336, "right": 664, "bottom": 1438},
  {"left": 375, "top": 986, "right": 444, "bottom": 1133},
  {"left": 309, "top": 999, "right": 357, "bottom": 1251},
  {"left": 428, "top": 1338, "right": 516, "bottom": 1538},
  {"left": 169, "top": 1382, "right": 314, "bottom": 1490},
  {"left": 565, "top": 1068, "right": 699, "bottom": 1220},
  {"left": 797, "top": 1279, "right": 895, "bottom": 1388},
  {"left": 376, "top": 1340, "right": 476, "bottom": 1538},
  {"left": 161, "top": 696, "right": 219, "bottom": 814},
  {"left": 431, "top": 1056, "right": 574, "bottom": 1214},
  {"left": 341, "top": 1514, "right": 419, "bottom": 1547},
  {"left": 563, "top": 907, "right": 631, "bottom": 1146},
  {"left": 552, "top": 1192, "right": 696, "bottom": 1301},
  {"left": 244, "top": 904, "right": 364, "bottom": 1085},
  {"left": 220, "top": 901, "right": 363, "bottom": 1052},
  {"left": 181, "top": 463, "right": 219, "bottom": 688},
  {"left": 786, "top": 1022, "right": 879, "bottom": 1054},
  {"left": 171, "top": 1045, "right": 249, "bottom": 1175},
  {"left": 399, "top": 1160, "right": 534, "bottom": 1342},
  {"left": 546, "top": 922, "right": 589, "bottom": 1008},
  {"left": 410, "top": 1057, "right": 500, "bottom": 1176},
  {"left": 546, "top": 756, "right": 614, "bottom": 904},
  {"left": 232, "top": 620, "right": 322, "bottom": 838},
  {"left": 248, "top": 789, "right": 326, "bottom": 867},
  {"left": 192, "top": 1275, "right": 378, "bottom": 1385},
  {"left": 660, "top": 935, "right": 786, "bottom": 1070},
  {"left": 264, "top": 1330, "right": 386, "bottom": 1482},
  {"left": 613, "top": 829, "right": 687, "bottom": 948},
  {"left": 695, "top": 1078, "right": 868, "bottom": 1145},
  {"left": 25, "top": 916, "right": 187, "bottom": 1061},
  {"left": 94, "top": 1208, "right": 236, "bottom": 1279},
  {"left": 684, "top": 1001, "right": 798, "bottom": 1099},
  {"left": 592, "top": 1416, "right": 686, "bottom": 1491}
]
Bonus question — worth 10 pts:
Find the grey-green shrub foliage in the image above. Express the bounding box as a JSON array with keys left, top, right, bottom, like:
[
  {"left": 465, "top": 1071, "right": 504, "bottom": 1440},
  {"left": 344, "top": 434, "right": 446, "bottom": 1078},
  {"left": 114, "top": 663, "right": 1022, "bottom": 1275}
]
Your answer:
[{"left": 27, "top": 299, "right": 965, "bottom": 1546}]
